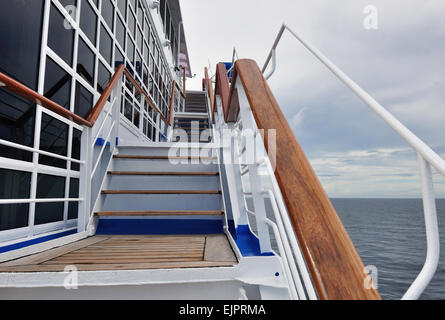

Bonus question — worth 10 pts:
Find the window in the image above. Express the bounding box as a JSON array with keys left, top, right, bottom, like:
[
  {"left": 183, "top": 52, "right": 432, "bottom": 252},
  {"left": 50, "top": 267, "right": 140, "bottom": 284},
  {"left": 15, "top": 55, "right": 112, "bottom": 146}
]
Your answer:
[
  {"left": 44, "top": 57, "right": 72, "bottom": 110},
  {"left": 74, "top": 82, "right": 94, "bottom": 119},
  {"left": 35, "top": 174, "right": 65, "bottom": 225},
  {"left": 98, "top": 61, "right": 111, "bottom": 95},
  {"left": 68, "top": 178, "right": 79, "bottom": 220},
  {"left": 102, "top": 0, "right": 114, "bottom": 30},
  {"left": 80, "top": 0, "right": 97, "bottom": 45},
  {"left": 100, "top": 23, "right": 113, "bottom": 66},
  {"left": 116, "top": 15, "right": 126, "bottom": 50},
  {"left": 77, "top": 37, "right": 96, "bottom": 87},
  {"left": 39, "top": 114, "right": 69, "bottom": 169},
  {"left": 0, "top": 169, "right": 31, "bottom": 231},
  {"left": 48, "top": 4, "right": 74, "bottom": 66}
]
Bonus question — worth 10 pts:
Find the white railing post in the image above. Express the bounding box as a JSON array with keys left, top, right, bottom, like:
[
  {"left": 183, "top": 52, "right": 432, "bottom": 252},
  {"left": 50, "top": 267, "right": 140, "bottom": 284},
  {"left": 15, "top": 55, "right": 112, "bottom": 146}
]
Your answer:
[
  {"left": 235, "top": 78, "right": 272, "bottom": 253},
  {"left": 402, "top": 155, "right": 440, "bottom": 300},
  {"left": 78, "top": 127, "right": 92, "bottom": 232}
]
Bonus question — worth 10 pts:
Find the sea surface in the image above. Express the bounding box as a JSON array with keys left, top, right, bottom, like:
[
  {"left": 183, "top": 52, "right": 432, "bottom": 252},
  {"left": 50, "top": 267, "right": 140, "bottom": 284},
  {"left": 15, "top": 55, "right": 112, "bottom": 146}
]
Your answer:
[
  {"left": 247, "top": 198, "right": 445, "bottom": 300},
  {"left": 333, "top": 198, "right": 445, "bottom": 300}
]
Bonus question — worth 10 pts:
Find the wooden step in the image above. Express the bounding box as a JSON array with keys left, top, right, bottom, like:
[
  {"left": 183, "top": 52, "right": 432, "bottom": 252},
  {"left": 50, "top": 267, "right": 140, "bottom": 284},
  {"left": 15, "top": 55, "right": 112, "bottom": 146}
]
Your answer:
[
  {"left": 108, "top": 171, "right": 219, "bottom": 176},
  {"left": 102, "top": 190, "right": 222, "bottom": 195},
  {"left": 95, "top": 210, "right": 224, "bottom": 216}
]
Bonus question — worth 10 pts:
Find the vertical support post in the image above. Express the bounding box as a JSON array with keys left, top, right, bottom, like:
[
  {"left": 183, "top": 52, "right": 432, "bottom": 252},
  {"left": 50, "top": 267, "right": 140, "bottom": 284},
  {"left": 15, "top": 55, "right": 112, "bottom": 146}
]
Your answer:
[
  {"left": 235, "top": 78, "right": 272, "bottom": 253},
  {"left": 78, "top": 127, "right": 92, "bottom": 232},
  {"left": 111, "top": 78, "right": 122, "bottom": 150},
  {"left": 403, "top": 154, "right": 440, "bottom": 300}
]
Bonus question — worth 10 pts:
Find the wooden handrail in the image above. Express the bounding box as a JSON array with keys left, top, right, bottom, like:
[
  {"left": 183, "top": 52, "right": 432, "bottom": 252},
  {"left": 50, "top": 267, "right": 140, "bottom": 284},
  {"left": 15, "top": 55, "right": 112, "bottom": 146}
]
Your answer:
[
  {"left": 0, "top": 72, "right": 92, "bottom": 127},
  {"left": 204, "top": 67, "right": 215, "bottom": 123},
  {"left": 167, "top": 81, "right": 177, "bottom": 125},
  {"left": 227, "top": 59, "right": 381, "bottom": 300},
  {"left": 214, "top": 63, "right": 231, "bottom": 123},
  {"left": 0, "top": 64, "right": 173, "bottom": 128}
]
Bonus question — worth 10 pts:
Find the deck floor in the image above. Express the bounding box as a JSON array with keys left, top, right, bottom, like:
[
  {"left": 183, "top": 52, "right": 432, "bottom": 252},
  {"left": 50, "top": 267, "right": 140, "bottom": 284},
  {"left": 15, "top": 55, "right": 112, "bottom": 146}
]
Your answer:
[{"left": 0, "top": 235, "right": 237, "bottom": 272}]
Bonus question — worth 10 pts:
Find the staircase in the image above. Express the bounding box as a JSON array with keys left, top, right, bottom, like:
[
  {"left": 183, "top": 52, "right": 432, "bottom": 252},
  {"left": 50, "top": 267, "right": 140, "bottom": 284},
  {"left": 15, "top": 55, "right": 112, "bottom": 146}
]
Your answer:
[
  {"left": 96, "top": 145, "right": 225, "bottom": 235},
  {"left": 173, "top": 91, "right": 212, "bottom": 143}
]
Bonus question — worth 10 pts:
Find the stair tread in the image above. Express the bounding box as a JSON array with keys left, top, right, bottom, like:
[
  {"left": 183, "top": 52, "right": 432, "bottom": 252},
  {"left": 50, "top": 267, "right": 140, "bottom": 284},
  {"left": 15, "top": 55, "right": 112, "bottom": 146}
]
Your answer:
[
  {"left": 108, "top": 171, "right": 219, "bottom": 176},
  {"left": 113, "top": 155, "right": 216, "bottom": 160},
  {"left": 95, "top": 210, "right": 224, "bottom": 216},
  {"left": 102, "top": 190, "right": 222, "bottom": 195}
]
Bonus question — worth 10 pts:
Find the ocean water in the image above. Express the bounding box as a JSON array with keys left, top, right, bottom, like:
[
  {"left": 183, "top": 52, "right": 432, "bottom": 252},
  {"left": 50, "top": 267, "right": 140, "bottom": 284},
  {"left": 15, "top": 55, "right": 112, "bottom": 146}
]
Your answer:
[{"left": 333, "top": 198, "right": 445, "bottom": 300}]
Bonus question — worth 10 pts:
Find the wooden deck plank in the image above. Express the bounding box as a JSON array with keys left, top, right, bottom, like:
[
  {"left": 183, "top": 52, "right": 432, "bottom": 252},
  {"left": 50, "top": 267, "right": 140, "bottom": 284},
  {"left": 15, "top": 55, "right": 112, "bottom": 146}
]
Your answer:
[
  {"left": 0, "top": 261, "right": 237, "bottom": 272},
  {"left": 0, "top": 236, "right": 109, "bottom": 267},
  {"left": 204, "top": 235, "right": 237, "bottom": 263},
  {"left": 0, "top": 235, "right": 237, "bottom": 272}
]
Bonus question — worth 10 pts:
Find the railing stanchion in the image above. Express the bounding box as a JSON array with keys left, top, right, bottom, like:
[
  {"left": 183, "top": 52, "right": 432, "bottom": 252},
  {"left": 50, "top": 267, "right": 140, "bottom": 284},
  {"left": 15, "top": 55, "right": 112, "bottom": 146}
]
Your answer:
[{"left": 402, "top": 155, "right": 440, "bottom": 300}]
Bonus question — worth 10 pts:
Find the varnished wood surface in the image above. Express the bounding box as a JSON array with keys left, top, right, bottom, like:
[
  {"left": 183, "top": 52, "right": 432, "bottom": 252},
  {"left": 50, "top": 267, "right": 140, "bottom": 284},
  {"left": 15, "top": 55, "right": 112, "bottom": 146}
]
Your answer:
[
  {"left": 214, "top": 63, "right": 230, "bottom": 122},
  {"left": 0, "top": 235, "right": 237, "bottom": 272},
  {"left": 0, "top": 72, "right": 92, "bottom": 127},
  {"left": 232, "top": 59, "right": 381, "bottom": 300}
]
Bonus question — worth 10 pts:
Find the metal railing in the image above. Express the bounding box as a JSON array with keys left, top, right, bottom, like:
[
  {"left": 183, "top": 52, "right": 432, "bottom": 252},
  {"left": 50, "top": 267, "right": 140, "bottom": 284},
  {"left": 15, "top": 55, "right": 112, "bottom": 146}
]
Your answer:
[
  {"left": 262, "top": 23, "right": 444, "bottom": 300},
  {"left": 210, "top": 73, "right": 317, "bottom": 299}
]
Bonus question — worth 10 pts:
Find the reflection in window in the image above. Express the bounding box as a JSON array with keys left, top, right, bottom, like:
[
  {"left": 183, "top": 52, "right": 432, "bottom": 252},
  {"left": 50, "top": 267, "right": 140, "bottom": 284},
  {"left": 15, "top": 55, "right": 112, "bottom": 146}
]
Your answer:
[
  {"left": 39, "top": 113, "right": 68, "bottom": 169},
  {"left": 117, "top": 0, "right": 127, "bottom": 18},
  {"left": 0, "top": 169, "right": 31, "bottom": 231},
  {"left": 71, "top": 128, "right": 82, "bottom": 171},
  {"left": 101, "top": 0, "right": 114, "bottom": 29},
  {"left": 77, "top": 37, "right": 95, "bottom": 87},
  {"left": 98, "top": 61, "right": 111, "bottom": 95},
  {"left": 35, "top": 174, "right": 65, "bottom": 225},
  {"left": 44, "top": 57, "right": 71, "bottom": 110},
  {"left": 48, "top": 3, "right": 74, "bottom": 66},
  {"left": 0, "top": 89, "right": 35, "bottom": 162},
  {"left": 100, "top": 23, "right": 113, "bottom": 66},
  {"left": 74, "top": 82, "right": 94, "bottom": 119},
  {"left": 68, "top": 178, "right": 79, "bottom": 220},
  {"left": 80, "top": 0, "right": 97, "bottom": 45},
  {"left": 116, "top": 15, "right": 126, "bottom": 50}
]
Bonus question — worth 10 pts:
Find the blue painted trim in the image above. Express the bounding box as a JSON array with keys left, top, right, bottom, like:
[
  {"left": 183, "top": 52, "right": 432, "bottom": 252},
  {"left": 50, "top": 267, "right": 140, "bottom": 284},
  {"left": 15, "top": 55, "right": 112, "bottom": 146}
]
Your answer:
[
  {"left": 96, "top": 219, "right": 224, "bottom": 235},
  {"left": 234, "top": 225, "right": 274, "bottom": 257},
  {"left": 95, "top": 138, "right": 111, "bottom": 147},
  {"left": 0, "top": 229, "right": 77, "bottom": 254}
]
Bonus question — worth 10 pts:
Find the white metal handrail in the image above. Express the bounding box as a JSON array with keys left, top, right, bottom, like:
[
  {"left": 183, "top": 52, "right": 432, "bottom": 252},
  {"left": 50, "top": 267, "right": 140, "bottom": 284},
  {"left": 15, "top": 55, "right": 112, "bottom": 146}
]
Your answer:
[{"left": 262, "top": 23, "right": 444, "bottom": 300}]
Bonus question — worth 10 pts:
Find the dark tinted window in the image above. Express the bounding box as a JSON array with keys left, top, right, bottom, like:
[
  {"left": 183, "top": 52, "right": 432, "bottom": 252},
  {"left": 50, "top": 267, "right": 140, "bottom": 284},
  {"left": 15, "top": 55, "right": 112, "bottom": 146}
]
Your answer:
[
  {"left": 59, "top": 0, "right": 77, "bottom": 8},
  {"left": 0, "top": 90, "right": 35, "bottom": 162},
  {"left": 115, "top": 46, "right": 124, "bottom": 68},
  {"left": 100, "top": 24, "right": 113, "bottom": 66},
  {"left": 128, "top": 11, "right": 136, "bottom": 38},
  {"left": 0, "top": 0, "right": 43, "bottom": 89},
  {"left": 102, "top": 0, "right": 114, "bottom": 29},
  {"left": 116, "top": 15, "right": 125, "bottom": 49},
  {"left": 35, "top": 174, "right": 65, "bottom": 225},
  {"left": 48, "top": 3, "right": 74, "bottom": 66},
  {"left": 74, "top": 82, "right": 94, "bottom": 118},
  {"left": 39, "top": 114, "right": 68, "bottom": 169},
  {"left": 71, "top": 128, "right": 82, "bottom": 171},
  {"left": 137, "top": 1, "right": 144, "bottom": 27},
  {"left": 80, "top": 0, "right": 97, "bottom": 44},
  {"left": 68, "top": 178, "right": 79, "bottom": 220},
  {"left": 127, "top": 37, "right": 135, "bottom": 64},
  {"left": 117, "top": 0, "right": 127, "bottom": 17},
  {"left": 0, "top": 169, "right": 31, "bottom": 231},
  {"left": 0, "top": 0, "right": 42, "bottom": 162},
  {"left": 44, "top": 57, "right": 72, "bottom": 110},
  {"left": 77, "top": 38, "right": 95, "bottom": 87},
  {"left": 98, "top": 61, "right": 111, "bottom": 95}
]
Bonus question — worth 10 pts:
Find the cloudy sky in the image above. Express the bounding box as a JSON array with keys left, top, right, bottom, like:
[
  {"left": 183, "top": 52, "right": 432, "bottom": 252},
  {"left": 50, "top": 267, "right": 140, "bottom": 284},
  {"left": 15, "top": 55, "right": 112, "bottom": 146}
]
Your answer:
[{"left": 180, "top": 0, "right": 445, "bottom": 198}]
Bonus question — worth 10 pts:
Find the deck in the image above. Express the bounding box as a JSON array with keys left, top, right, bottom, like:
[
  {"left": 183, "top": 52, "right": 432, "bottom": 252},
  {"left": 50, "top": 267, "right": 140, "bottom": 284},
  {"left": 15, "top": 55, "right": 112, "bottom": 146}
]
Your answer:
[{"left": 0, "top": 235, "right": 237, "bottom": 272}]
